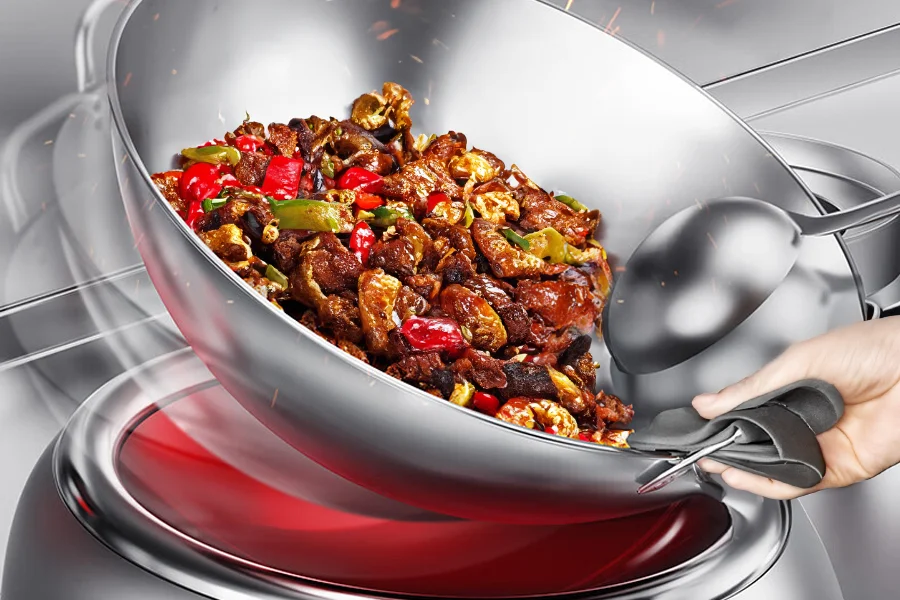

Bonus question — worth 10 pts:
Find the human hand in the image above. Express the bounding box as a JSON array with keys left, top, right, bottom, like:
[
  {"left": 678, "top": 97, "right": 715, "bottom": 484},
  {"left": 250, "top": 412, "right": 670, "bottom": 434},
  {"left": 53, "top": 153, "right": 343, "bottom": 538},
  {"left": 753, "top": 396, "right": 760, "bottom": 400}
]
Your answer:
[{"left": 692, "top": 316, "right": 900, "bottom": 499}]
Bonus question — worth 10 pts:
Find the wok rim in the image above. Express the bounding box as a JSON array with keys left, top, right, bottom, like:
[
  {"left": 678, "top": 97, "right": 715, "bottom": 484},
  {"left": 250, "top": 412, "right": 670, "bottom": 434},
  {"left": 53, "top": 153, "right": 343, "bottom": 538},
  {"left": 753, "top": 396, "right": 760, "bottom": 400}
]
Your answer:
[{"left": 105, "top": 0, "right": 867, "bottom": 462}]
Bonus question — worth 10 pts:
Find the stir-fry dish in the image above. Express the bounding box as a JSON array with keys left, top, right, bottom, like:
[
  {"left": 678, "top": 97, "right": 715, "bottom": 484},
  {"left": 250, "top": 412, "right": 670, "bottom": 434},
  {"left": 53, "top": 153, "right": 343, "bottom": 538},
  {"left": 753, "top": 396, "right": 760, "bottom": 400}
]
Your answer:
[{"left": 151, "top": 82, "right": 633, "bottom": 446}]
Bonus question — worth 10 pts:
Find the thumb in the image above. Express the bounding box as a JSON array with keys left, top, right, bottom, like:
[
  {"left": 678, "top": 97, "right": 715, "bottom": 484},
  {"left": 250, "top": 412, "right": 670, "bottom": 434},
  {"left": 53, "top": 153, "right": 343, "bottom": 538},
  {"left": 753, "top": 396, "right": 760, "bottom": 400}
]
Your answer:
[{"left": 692, "top": 346, "right": 811, "bottom": 420}]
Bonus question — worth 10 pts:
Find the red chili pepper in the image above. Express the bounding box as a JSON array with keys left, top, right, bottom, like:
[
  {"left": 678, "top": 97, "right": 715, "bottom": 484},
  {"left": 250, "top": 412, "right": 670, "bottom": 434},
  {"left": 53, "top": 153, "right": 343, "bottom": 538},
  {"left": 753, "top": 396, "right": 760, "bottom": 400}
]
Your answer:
[
  {"left": 338, "top": 167, "right": 383, "bottom": 193},
  {"left": 473, "top": 391, "right": 501, "bottom": 415},
  {"left": 179, "top": 163, "right": 223, "bottom": 204},
  {"left": 349, "top": 221, "right": 376, "bottom": 265},
  {"left": 544, "top": 425, "right": 559, "bottom": 435},
  {"left": 578, "top": 431, "right": 593, "bottom": 442},
  {"left": 427, "top": 192, "right": 450, "bottom": 213},
  {"left": 184, "top": 200, "right": 206, "bottom": 230},
  {"left": 201, "top": 138, "right": 227, "bottom": 148},
  {"left": 400, "top": 316, "right": 467, "bottom": 354},
  {"left": 261, "top": 155, "right": 304, "bottom": 200},
  {"left": 160, "top": 170, "right": 183, "bottom": 181},
  {"left": 323, "top": 176, "right": 336, "bottom": 190},
  {"left": 219, "top": 173, "right": 240, "bottom": 188},
  {"left": 354, "top": 192, "right": 385, "bottom": 210},
  {"left": 233, "top": 135, "right": 264, "bottom": 153}
]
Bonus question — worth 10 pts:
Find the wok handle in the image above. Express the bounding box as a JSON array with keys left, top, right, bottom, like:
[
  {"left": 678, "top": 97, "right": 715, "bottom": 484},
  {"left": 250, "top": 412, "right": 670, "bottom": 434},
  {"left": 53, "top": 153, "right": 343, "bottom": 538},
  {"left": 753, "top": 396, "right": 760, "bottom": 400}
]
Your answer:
[
  {"left": 75, "top": 0, "right": 127, "bottom": 92},
  {"left": 793, "top": 188, "right": 900, "bottom": 236},
  {"left": 630, "top": 379, "right": 844, "bottom": 492}
]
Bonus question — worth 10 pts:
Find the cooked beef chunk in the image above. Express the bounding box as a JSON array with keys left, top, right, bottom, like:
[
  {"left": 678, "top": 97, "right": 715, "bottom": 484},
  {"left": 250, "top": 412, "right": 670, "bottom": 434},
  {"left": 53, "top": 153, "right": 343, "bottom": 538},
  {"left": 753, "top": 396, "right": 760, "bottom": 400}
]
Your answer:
[
  {"left": 268, "top": 123, "right": 299, "bottom": 156},
  {"left": 440, "top": 284, "right": 507, "bottom": 352},
  {"left": 403, "top": 273, "right": 443, "bottom": 302},
  {"left": 386, "top": 352, "right": 445, "bottom": 385},
  {"left": 516, "top": 279, "right": 598, "bottom": 333},
  {"left": 438, "top": 252, "right": 476, "bottom": 285},
  {"left": 517, "top": 186, "right": 599, "bottom": 247},
  {"left": 380, "top": 155, "right": 462, "bottom": 205},
  {"left": 395, "top": 285, "right": 429, "bottom": 321},
  {"left": 463, "top": 275, "right": 530, "bottom": 345},
  {"left": 235, "top": 151, "right": 271, "bottom": 187},
  {"left": 595, "top": 391, "right": 634, "bottom": 427},
  {"left": 451, "top": 349, "right": 508, "bottom": 390},
  {"left": 430, "top": 368, "right": 456, "bottom": 399},
  {"left": 422, "top": 132, "right": 467, "bottom": 165},
  {"left": 152, "top": 172, "right": 186, "bottom": 215},
  {"left": 346, "top": 149, "right": 395, "bottom": 175},
  {"left": 471, "top": 219, "right": 544, "bottom": 279},
  {"left": 499, "top": 362, "right": 557, "bottom": 400},
  {"left": 271, "top": 230, "right": 316, "bottom": 274},
  {"left": 423, "top": 219, "right": 477, "bottom": 260},
  {"left": 319, "top": 295, "right": 363, "bottom": 344},
  {"left": 358, "top": 268, "right": 402, "bottom": 356}
]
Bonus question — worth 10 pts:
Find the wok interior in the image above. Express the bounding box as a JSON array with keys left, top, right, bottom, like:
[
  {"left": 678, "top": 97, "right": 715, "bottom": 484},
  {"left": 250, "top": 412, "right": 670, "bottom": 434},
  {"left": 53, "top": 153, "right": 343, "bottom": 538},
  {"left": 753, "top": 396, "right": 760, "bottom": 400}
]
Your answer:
[{"left": 113, "top": 0, "right": 851, "bottom": 431}]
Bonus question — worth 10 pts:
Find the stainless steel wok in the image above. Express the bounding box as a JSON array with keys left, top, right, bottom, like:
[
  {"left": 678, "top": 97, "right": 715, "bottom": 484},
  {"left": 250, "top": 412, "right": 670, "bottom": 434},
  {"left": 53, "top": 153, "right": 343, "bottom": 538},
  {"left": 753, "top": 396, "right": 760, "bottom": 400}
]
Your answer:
[{"left": 108, "top": 0, "right": 866, "bottom": 524}]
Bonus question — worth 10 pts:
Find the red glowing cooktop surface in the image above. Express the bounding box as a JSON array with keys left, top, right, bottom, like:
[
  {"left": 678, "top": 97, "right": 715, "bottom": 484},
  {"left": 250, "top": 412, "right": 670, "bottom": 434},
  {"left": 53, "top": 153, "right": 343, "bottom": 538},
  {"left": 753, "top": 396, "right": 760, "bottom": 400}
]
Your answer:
[{"left": 117, "top": 394, "right": 730, "bottom": 598}]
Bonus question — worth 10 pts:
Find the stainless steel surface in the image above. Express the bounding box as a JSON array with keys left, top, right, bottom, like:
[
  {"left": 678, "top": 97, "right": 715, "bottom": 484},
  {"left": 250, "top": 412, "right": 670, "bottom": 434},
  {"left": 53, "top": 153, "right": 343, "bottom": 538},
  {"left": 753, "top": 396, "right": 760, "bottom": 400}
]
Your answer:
[
  {"left": 16, "top": 348, "right": 788, "bottom": 600},
  {"left": 109, "top": 0, "right": 861, "bottom": 525},
  {"left": 2, "top": 0, "right": 900, "bottom": 596},
  {"left": 638, "top": 430, "right": 743, "bottom": 495}
]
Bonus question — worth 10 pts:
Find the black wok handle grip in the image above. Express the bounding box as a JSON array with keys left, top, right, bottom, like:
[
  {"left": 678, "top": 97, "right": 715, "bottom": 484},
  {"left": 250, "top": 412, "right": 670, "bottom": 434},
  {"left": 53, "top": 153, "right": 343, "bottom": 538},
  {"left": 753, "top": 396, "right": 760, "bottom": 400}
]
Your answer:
[{"left": 629, "top": 379, "right": 844, "bottom": 490}]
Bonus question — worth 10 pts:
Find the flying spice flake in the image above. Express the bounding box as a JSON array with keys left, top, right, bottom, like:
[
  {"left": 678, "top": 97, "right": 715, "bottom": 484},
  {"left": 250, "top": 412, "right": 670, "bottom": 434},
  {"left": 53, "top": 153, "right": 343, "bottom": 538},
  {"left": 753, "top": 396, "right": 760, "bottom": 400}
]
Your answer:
[
  {"left": 657, "top": 29, "right": 665, "bottom": 47},
  {"left": 391, "top": 0, "right": 401, "bottom": 7},
  {"left": 605, "top": 7, "right": 622, "bottom": 33},
  {"left": 123, "top": 72, "right": 132, "bottom": 87},
  {"left": 410, "top": 54, "right": 423, "bottom": 63},
  {"left": 153, "top": 12, "right": 160, "bottom": 20},
  {"left": 171, "top": 69, "right": 178, "bottom": 75},
  {"left": 371, "top": 20, "right": 390, "bottom": 33},
  {"left": 424, "top": 97, "right": 430, "bottom": 105},
  {"left": 271, "top": 388, "right": 280, "bottom": 408},
  {"left": 433, "top": 38, "right": 449, "bottom": 50},
  {"left": 377, "top": 28, "right": 400, "bottom": 41},
  {"left": 44, "top": 140, "right": 53, "bottom": 146},
  {"left": 650, "top": 1, "right": 655, "bottom": 15}
]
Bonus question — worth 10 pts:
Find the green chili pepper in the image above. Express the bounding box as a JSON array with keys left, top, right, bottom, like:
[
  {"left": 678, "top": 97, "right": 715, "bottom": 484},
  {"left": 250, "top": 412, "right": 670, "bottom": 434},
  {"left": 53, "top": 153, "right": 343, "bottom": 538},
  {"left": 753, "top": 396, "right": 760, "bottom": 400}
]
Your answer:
[
  {"left": 201, "top": 198, "right": 228, "bottom": 213},
  {"left": 463, "top": 201, "right": 475, "bottom": 228},
  {"left": 524, "top": 227, "right": 567, "bottom": 263},
  {"left": 182, "top": 145, "right": 242, "bottom": 166},
  {"left": 269, "top": 198, "right": 354, "bottom": 233},
  {"left": 555, "top": 194, "right": 589, "bottom": 212},
  {"left": 321, "top": 157, "right": 335, "bottom": 179},
  {"left": 370, "top": 205, "right": 414, "bottom": 228},
  {"left": 265, "top": 264, "right": 289, "bottom": 290},
  {"left": 502, "top": 228, "right": 531, "bottom": 251}
]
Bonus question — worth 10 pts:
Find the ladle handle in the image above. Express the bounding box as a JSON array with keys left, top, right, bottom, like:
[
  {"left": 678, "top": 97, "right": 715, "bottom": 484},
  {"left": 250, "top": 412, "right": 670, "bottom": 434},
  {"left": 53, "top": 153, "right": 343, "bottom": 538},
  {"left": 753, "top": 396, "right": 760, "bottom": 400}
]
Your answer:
[{"left": 794, "top": 188, "right": 900, "bottom": 236}]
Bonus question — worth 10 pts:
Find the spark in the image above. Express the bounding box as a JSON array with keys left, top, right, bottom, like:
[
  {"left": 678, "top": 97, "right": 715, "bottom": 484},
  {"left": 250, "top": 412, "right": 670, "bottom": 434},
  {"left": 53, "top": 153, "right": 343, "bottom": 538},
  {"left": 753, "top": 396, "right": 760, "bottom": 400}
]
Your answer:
[
  {"left": 377, "top": 28, "right": 400, "bottom": 40},
  {"left": 371, "top": 20, "right": 390, "bottom": 33},
  {"left": 410, "top": 54, "right": 423, "bottom": 63},
  {"left": 123, "top": 72, "right": 133, "bottom": 87},
  {"left": 565, "top": 0, "right": 574, "bottom": 10},
  {"left": 715, "top": 0, "right": 739, "bottom": 8},
  {"left": 270, "top": 388, "right": 279, "bottom": 408},
  {"left": 609, "top": 25, "right": 620, "bottom": 36},
  {"left": 44, "top": 140, "right": 54, "bottom": 146},
  {"left": 391, "top": 0, "right": 401, "bottom": 7},
  {"left": 605, "top": 7, "right": 622, "bottom": 33},
  {"left": 616, "top": 299, "right": 625, "bottom": 304},
  {"left": 707, "top": 232, "right": 718, "bottom": 249}
]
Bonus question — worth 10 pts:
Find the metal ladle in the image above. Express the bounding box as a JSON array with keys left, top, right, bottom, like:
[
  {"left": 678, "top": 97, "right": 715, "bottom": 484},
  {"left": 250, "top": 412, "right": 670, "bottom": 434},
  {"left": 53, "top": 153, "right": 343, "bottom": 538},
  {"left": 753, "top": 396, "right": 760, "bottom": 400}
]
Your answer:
[{"left": 605, "top": 190, "right": 900, "bottom": 375}]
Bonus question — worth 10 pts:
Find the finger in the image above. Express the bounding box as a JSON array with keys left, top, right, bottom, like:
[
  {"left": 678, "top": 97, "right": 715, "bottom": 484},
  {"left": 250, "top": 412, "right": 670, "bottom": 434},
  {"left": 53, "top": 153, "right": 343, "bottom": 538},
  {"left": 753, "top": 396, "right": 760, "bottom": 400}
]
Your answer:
[
  {"left": 692, "top": 347, "right": 813, "bottom": 419},
  {"left": 697, "top": 458, "right": 728, "bottom": 474},
  {"left": 719, "top": 467, "right": 818, "bottom": 500}
]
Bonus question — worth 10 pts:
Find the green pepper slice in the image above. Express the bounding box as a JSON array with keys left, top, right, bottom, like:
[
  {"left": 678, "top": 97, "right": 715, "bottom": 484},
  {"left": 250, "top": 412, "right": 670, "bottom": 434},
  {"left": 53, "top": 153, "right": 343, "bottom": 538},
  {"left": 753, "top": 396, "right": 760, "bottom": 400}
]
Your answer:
[
  {"left": 182, "top": 145, "right": 242, "bottom": 166},
  {"left": 265, "top": 264, "right": 289, "bottom": 290},
  {"left": 554, "top": 194, "right": 589, "bottom": 212},
  {"left": 202, "top": 198, "right": 228, "bottom": 213},
  {"left": 321, "top": 157, "right": 336, "bottom": 179},
  {"left": 501, "top": 228, "right": 531, "bottom": 251},
  {"left": 463, "top": 201, "right": 475, "bottom": 228},
  {"left": 269, "top": 198, "right": 354, "bottom": 233},
  {"left": 370, "top": 205, "right": 415, "bottom": 228},
  {"left": 524, "top": 227, "right": 567, "bottom": 263}
]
